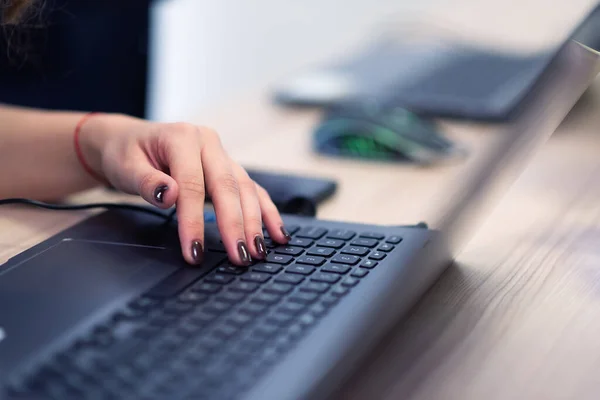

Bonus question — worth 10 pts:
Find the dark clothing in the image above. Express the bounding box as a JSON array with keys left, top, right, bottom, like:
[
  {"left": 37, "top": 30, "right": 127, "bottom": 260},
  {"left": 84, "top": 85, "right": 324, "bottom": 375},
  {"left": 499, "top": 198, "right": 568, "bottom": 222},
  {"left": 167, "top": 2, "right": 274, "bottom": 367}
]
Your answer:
[{"left": 0, "top": 0, "right": 152, "bottom": 118}]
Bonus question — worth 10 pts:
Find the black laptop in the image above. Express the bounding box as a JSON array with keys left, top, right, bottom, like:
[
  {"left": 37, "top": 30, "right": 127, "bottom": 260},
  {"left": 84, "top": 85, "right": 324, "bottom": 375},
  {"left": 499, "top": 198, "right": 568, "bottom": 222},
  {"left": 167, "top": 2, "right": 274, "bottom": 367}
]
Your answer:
[{"left": 1, "top": 30, "right": 599, "bottom": 400}]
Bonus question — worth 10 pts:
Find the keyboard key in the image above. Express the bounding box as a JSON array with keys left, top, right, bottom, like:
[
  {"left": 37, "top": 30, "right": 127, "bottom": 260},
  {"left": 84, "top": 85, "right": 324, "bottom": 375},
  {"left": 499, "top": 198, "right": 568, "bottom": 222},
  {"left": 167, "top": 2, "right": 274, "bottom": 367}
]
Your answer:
[
  {"left": 277, "top": 302, "right": 306, "bottom": 316},
  {"left": 264, "top": 238, "right": 277, "bottom": 249},
  {"left": 351, "top": 268, "right": 370, "bottom": 277},
  {"left": 195, "top": 336, "right": 224, "bottom": 351},
  {"left": 321, "top": 295, "right": 339, "bottom": 307},
  {"left": 266, "top": 313, "right": 294, "bottom": 327},
  {"left": 263, "top": 283, "right": 294, "bottom": 295},
  {"left": 350, "top": 238, "right": 378, "bottom": 248},
  {"left": 163, "top": 302, "right": 194, "bottom": 315},
  {"left": 342, "top": 277, "right": 360, "bottom": 287},
  {"left": 286, "top": 225, "right": 301, "bottom": 235},
  {"left": 215, "top": 291, "right": 246, "bottom": 303},
  {"left": 296, "top": 227, "right": 327, "bottom": 239},
  {"left": 321, "top": 264, "right": 351, "bottom": 275},
  {"left": 205, "top": 273, "right": 235, "bottom": 285},
  {"left": 148, "top": 314, "right": 177, "bottom": 327},
  {"left": 286, "top": 265, "right": 316, "bottom": 275},
  {"left": 359, "top": 232, "right": 385, "bottom": 240},
  {"left": 274, "top": 273, "right": 305, "bottom": 285},
  {"left": 227, "top": 313, "right": 253, "bottom": 327},
  {"left": 175, "top": 323, "right": 200, "bottom": 339},
  {"left": 299, "top": 282, "right": 330, "bottom": 293},
  {"left": 288, "top": 238, "right": 313, "bottom": 248},
  {"left": 341, "top": 246, "right": 370, "bottom": 256},
  {"left": 378, "top": 243, "right": 395, "bottom": 252},
  {"left": 274, "top": 246, "right": 304, "bottom": 256},
  {"left": 310, "top": 303, "right": 328, "bottom": 317},
  {"left": 241, "top": 272, "right": 272, "bottom": 283},
  {"left": 178, "top": 292, "right": 208, "bottom": 304},
  {"left": 239, "top": 303, "right": 268, "bottom": 316},
  {"left": 251, "top": 293, "right": 281, "bottom": 305},
  {"left": 266, "top": 254, "right": 293, "bottom": 265},
  {"left": 296, "top": 255, "right": 325, "bottom": 266},
  {"left": 311, "top": 272, "right": 341, "bottom": 284},
  {"left": 306, "top": 247, "right": 336, "bottom": 257},
  {"left": 229, "top": 281, "right": 259, "bottom": 293},
  {"left": 369, "top": 252, "right": 386, "bottom": 261},
  {"left": 216, "top": 265, "right": 245, "bottom": 275},
  {"left": 316, "top": 239, "right": 344, "bottom": 249},
  {"left": 205, "top": 238, "right": 227, "bottom": 253},
  {"left": 213, "top": 324, "right": 239, "bottom": 339},
  {"left": 134, "top": 326, "right": 161, "bottom": 339},
  {"left": 252, "top": 264, "right": 283, "bottom": 274},
  {"left": 360, "top": 260, "right": 378, "bottom": 269},
  {"left": 289, "top": 292, "right": 319, "bottom": 304},
  {"left": 299, "top": 314, "right": 317, "bottom": 328},
  {"left": 250, "top": 325, "right": 279, "bottom": 339},
  {"left": 130, "top": 296, "right": 159, "bottom": 310},
  {"left": 192, "top": 282, "right": 222, "bottom": 294},
  {"left": 332, "top": 286, "right": 350, "bottom": 297},
  {"left": 386, "top": 235, "right": 402, "bottom": 244},
  {"left": 204, "top": 301, "right": 232, "bottom": 315},
  {"left": 332, "top": 254, "right": 360, "bottom": 265},
  {"left": 114, "top": 307, "right": 145, "bottom": 321},
  {"left": 189, "top": 311, "right": 218, "bottom": 325},
  {"left": 326, "top": 229, "right": 355, "bottom": 240}
]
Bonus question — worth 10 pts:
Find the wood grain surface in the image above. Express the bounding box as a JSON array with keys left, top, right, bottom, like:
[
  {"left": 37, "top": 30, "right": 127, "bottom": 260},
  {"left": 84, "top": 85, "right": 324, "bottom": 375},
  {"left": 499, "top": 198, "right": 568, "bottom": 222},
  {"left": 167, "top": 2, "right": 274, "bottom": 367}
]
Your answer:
[{"left": 1, "top": 0, "right": 600, "bottom": 399}]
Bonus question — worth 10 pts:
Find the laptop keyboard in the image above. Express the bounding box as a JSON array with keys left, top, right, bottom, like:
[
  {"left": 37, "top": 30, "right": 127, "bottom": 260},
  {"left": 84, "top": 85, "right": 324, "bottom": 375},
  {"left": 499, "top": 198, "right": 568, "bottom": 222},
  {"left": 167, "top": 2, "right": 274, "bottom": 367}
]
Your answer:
[{"left": 7, "top": 226, "right": 403, "bottom": 400}]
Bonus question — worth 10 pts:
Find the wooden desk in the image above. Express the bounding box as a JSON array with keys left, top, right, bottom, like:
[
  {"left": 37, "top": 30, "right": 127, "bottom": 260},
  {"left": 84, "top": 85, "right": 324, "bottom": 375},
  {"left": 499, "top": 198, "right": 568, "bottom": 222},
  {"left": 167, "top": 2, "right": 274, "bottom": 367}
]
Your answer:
[{"left": 2, "top": 0, "right": 600, "bottom": 399}]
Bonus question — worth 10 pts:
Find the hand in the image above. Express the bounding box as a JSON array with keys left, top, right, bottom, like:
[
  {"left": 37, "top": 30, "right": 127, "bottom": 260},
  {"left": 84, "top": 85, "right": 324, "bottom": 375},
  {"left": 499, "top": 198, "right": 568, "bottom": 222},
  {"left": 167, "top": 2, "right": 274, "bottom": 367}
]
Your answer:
[{"left": 79, "top": 113, "right": 292, "bottom": 266}]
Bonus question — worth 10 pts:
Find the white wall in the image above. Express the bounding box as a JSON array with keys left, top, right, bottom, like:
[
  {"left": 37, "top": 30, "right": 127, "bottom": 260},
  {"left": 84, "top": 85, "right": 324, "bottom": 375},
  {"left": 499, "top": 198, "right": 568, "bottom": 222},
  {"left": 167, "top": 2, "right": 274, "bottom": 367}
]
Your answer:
[{"left": 147, "top": 0, "right": 433, "bottom": 122}]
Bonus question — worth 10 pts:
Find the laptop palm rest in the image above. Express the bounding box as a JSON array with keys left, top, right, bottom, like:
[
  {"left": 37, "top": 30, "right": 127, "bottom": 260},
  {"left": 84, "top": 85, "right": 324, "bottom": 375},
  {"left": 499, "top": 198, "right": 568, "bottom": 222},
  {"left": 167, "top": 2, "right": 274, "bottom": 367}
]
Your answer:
[{"left": 0, "top": 239, "right": 181, "bottom": 376}]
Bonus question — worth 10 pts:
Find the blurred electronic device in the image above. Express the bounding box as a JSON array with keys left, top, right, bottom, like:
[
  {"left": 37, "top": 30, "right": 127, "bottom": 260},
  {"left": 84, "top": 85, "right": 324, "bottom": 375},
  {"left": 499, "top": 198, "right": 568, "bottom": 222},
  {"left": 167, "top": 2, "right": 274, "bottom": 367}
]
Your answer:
[
  {"left": 313, "top": 100, "right": 466, "bottom": 164},
  {"left": 273, "top": 37, "right": 553, "bottom": 121},
  {"left": 246, "top": 169, "right": 337, "bottom": 216}
]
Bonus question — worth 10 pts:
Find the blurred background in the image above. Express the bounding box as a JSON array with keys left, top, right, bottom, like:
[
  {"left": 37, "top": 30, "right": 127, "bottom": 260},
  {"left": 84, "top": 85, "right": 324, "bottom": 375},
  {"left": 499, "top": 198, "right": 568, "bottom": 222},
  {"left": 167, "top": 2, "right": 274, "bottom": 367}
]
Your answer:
[
  {"left": 148, "top": 0, "right": 434, "bottom": 121},
  {"left": 0, "top": 0, "right": 595, "bottom": 162}
]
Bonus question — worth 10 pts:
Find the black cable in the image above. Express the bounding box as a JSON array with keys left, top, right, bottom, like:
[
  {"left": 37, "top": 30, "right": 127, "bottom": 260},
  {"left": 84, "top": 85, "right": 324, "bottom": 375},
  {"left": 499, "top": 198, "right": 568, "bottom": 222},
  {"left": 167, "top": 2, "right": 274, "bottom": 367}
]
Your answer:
[{"left": 0, "top": 198, "right": 172, "bottom": 220}]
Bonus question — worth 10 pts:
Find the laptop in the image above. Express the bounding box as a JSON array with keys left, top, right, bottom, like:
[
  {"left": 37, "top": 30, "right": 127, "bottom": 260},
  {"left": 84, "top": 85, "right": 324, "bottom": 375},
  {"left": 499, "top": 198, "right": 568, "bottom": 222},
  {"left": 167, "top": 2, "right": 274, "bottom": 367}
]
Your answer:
[{"left": 1, "top": 32, "right": 599, "bottom": 400}]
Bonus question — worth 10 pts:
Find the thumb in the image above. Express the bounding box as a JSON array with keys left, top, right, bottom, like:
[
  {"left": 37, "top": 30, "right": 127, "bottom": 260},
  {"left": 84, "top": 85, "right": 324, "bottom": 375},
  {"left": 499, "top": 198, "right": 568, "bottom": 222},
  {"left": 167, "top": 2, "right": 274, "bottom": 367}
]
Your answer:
[{"left": 127, "top": 161, "right": 178, "bottom": 209}]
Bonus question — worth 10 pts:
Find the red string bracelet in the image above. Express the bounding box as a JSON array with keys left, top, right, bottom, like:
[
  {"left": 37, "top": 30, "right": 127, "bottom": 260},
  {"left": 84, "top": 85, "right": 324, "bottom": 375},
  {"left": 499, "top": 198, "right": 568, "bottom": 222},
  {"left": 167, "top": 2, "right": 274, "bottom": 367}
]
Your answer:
[{"left": 73, "top": 112, "right": 110, "bottom": 186}]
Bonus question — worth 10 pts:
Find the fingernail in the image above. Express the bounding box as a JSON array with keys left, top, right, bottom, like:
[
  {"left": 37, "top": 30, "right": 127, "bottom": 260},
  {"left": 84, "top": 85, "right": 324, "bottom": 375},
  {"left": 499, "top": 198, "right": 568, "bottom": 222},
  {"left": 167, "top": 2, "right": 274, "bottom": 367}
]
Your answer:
[
  {"left": 280, "top": 226, "right": 292, "bottom": 241},
  {"left": 254, "top": 235, "right": 267, "bottom": 259},
  {"left": 191, "top": 240, "right": 203, "bottom": 264},
  {"left": 237, "top": 241, "right": 252, "bottom": 265},
  {"left": 154, "top": 185, "right": 168, "bottom": 204}
]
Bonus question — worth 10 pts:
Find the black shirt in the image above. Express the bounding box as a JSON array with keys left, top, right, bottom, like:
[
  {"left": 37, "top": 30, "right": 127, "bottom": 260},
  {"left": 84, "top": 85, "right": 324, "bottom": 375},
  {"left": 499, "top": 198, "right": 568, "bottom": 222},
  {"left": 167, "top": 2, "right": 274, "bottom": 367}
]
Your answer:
[{"left": 0, "top": 0, "right": 152, "bottom": 118}]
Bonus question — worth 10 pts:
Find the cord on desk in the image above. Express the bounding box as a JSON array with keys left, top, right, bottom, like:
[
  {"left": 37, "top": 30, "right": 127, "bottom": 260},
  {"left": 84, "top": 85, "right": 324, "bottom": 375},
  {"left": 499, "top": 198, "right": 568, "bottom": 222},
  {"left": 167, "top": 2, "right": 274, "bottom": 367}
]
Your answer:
[{"left": 0, "top": 198, "right": 176, "bottom": 222}]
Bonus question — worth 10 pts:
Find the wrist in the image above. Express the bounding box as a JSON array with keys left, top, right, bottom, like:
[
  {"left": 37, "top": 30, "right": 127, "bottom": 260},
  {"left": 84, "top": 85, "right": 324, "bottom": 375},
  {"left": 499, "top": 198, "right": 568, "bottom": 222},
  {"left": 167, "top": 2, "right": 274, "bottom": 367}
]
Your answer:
[{"left": 77, "top": 113, "right": 136, "bottom": 182}]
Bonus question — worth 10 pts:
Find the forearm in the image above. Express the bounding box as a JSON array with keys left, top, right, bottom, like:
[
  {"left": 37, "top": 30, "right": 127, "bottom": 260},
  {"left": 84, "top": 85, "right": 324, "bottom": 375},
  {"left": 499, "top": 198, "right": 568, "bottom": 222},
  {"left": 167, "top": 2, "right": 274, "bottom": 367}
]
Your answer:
[{"left": 0, "top": 104, "right": 100, "bottom": 200}]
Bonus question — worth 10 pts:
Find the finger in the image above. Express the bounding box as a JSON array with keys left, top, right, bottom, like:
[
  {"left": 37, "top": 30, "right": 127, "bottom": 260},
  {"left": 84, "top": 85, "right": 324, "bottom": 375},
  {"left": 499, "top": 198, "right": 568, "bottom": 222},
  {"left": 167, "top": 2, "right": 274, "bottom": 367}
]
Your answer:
[
  {"left": 163, "top": 126, "right": 207, "bottom": 265},
  {"left": 114, "top": 152, "right": 178, "bottom": 209},
  {"left": 255, "top": 183, "right": 291, "bottom": 244},
  {"left": 200, "top": 134, "right": 250, "bottom": 266},
  {"left": 232, "top": 164, "right": 267, "bottom": 260}
]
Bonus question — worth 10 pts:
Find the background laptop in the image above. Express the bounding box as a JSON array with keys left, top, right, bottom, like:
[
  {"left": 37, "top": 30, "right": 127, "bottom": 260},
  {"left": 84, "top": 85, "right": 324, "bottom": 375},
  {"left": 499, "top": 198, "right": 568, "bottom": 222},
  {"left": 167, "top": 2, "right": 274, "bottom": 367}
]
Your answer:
[{"left": 1, "top": 27, "right": 599, "bottom": 400}]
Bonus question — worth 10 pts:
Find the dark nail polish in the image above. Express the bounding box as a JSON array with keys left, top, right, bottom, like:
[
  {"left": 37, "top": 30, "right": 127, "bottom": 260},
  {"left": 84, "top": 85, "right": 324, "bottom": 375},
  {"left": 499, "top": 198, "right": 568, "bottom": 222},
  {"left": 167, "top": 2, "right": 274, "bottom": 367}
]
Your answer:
[
  {"left": 154, "top": 185, "right": 168, "bottom": 203},
  {"left": 254, "top": 235, "right": 267, "bottom": 259},
  {"left": 191, "top": 240, "right": 203, "bottom": 264},
  {"left": 281, "top": 226, "right": 292, "bottom": 241},
  {"left": 237, "top": 241, "right": 252, "bottom": 265}
]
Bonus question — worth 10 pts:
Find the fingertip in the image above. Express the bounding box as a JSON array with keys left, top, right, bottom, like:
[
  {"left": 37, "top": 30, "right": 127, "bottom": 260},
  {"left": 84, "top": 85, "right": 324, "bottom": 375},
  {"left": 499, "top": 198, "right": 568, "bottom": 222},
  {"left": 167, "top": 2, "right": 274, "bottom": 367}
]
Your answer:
[
  {"left": 251, "top": 234, "right": 268, "bottom": 260},
  {"left": 190, "top": 240, "right": 204, "bottom": 265},
  {"left": 154, "top": 179, "right": 178, "bottom": 209}
]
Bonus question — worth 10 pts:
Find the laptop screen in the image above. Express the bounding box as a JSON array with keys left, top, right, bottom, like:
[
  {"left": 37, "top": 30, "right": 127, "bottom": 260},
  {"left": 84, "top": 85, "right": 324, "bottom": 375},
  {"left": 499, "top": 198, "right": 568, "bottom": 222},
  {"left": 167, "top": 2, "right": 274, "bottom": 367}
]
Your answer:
[{"left": 431, "top": 37, "right": 600, "bottom": 256}]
